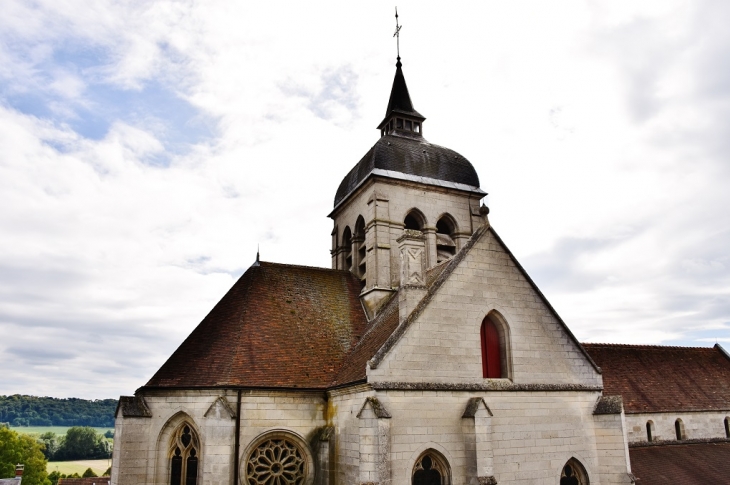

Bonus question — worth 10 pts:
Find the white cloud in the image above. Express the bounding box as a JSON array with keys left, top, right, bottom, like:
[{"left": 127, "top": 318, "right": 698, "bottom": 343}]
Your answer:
[{"left": 0, "top": 1, "right": 729, "bottom": 398}]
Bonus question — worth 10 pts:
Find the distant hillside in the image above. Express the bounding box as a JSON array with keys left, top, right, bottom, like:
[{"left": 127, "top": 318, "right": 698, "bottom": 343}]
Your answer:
[{"left": 0, "top": 395, "right": 118, "bottom": 427}]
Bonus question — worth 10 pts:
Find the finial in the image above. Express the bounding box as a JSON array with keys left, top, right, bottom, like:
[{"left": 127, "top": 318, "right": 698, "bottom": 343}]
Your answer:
[
  {"left": 253, "top": 244, "right": 260, "bottom": 267},
  {"left": 393, "top": 7, "right": 402, "bottom": 67}
]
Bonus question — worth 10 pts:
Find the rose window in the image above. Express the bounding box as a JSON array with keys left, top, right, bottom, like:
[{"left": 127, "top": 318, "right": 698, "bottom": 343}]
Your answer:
[{"left": 245, "top": 437, "right": 306, "bottom": 485}]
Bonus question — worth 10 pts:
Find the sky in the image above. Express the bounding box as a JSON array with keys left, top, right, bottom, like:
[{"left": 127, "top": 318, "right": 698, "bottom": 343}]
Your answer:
[{"left": 0, "top": 1, "right": 729, "bottom": 399}]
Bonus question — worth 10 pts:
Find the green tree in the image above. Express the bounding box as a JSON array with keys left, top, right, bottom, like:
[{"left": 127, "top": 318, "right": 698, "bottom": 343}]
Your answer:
[
  {"left": 0, "top": 427, "right": 51, "bottom": 485},
  {"left": 54, "top": 427, "right": 110, "bottom": 460},
  {"left": 37, "top": 432, "right": 57, "bottom": 460},
  {"left": 47, "top": 470, "right": 60, "bottom": 485},
  {"left": 81, "top": 468, "right": 97, "bottom": 478}
]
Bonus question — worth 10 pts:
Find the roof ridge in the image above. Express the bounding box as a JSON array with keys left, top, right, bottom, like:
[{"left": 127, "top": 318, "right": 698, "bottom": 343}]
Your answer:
[
  {"left": 582, "top": 342, "right": 716, "bottom": 350},
  {"left": 258, "top": 260, "right": 350, "bottom": 273}
]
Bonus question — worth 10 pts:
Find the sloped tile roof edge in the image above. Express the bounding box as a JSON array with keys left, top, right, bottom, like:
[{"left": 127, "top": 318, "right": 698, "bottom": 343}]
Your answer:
[{"left": 368, "top": 223, "right": 602, "bottom": 375}]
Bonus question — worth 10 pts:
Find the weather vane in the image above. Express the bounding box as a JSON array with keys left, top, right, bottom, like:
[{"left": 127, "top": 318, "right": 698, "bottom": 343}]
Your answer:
[{"left": 393, "top": 7, "right": 402, "bottom": 62}]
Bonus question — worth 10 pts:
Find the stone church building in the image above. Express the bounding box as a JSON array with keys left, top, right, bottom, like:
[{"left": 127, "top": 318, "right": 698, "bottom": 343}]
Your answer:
[{"left": 111, "top": 56, "right": 730, "bottom": 485}]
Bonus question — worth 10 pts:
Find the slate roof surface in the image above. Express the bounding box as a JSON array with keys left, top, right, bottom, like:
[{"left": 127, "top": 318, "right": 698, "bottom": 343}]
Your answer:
[
  {"left": 333, "top": 134, "right": 481, "bottom": 207},
  {"left": 629, "top": 441, "right": 730, "bottom": 484},
  {"left": 582, "top": 343, "right": 730, "bottom": 413},
  {"left": 144, "top": 262, "right": 368, "bottom": 390},
  {"left": 381, "top": 62, "right": 424, "bottom": 122}
]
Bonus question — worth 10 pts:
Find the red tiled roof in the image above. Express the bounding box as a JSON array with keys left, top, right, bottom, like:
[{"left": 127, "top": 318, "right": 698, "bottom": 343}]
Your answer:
[
  {"left": 57, "top": 478, "right": 110, "bottom": 485},
  {"left": 144, "top": 262, "right": 368, "bottom": 389},
  {"left": 629, "top": 441, "right": 730, "bottom": 484},
  {"left": 333, "top": 290, "right": 400, "bottom": 386},
  {"left": 582, "top": 343, "right": 730, "bottom": 413}
]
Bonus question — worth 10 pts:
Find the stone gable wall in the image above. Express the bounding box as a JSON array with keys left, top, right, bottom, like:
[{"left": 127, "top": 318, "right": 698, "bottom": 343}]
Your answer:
[{"left": 368, "top": 229, "right": 602, "bottom": 387}]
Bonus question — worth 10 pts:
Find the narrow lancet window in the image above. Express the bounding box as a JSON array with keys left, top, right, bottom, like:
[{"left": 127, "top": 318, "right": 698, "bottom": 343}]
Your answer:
[{"left": 480, "top": 318, "right": 502, "bottom": 378}]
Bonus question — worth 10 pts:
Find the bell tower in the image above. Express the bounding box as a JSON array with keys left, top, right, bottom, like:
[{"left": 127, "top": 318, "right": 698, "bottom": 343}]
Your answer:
[{"left": 330, "top": 51, "right": 486, "bottom": 319}]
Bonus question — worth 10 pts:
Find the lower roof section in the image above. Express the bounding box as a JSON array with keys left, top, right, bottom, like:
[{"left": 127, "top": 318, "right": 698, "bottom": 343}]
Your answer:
[{"left": 629, "top": 440, "right": 730, "bottom": 484}]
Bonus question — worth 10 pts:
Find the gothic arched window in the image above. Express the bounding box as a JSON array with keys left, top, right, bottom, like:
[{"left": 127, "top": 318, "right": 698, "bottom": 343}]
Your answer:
[
  {"left": 560, "top": 458, "right": 589, "bottom": 485},
  {"left": 342, "top": 226, "right": 352, "bottom": 272},
  {"left": 404, "top": 209, "right": 426, "bottom": 231},
  {"left": 169, "top": 424, "right": 199, "bottom": 485},
  {"left": 435, "top": 214, "right": 457, "bottom": 263},
  {"left": 354, "top": 216, "right": 366, "bottom": 281},
  {"left": 480, "top": 315, "right": 505, "bottom": 378},
  {"left": 412, "top": 450, "right": 450, "bottom": 485}
]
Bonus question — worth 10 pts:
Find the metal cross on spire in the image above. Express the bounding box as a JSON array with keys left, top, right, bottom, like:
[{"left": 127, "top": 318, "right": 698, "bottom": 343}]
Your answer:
[{"left": 393, "top": 7, "right": 402, "bottom": 66}]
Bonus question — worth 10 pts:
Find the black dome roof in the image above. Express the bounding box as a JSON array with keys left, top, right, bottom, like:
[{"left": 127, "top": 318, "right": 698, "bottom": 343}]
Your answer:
[{"left": 333, "top": 134, "right": 481, "bottom": 207}]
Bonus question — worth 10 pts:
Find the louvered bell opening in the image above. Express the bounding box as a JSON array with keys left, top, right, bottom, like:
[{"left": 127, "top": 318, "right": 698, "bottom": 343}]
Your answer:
[{"left": 436, "top": 233, "right": 456, "bottom": 263}]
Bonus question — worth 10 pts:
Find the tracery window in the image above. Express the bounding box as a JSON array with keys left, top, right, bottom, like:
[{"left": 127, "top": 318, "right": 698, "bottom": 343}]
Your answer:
[
  {"left": 412, "top": 450, "right": 450, "bottom": 485},
  {"left": 245, "top": 434, "right": 308, "bottom": 485},
  {"left": 169, "top": 424, "right": 199, "bottom": 485},
  {"left": 560, "top": 458, "right": 589, "bottom": 485}
]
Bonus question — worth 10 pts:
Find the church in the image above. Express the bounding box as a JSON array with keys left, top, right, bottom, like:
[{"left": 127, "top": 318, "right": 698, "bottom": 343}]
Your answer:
[{"left": 111, "top": 51, "right": 730, "bottom": 485}]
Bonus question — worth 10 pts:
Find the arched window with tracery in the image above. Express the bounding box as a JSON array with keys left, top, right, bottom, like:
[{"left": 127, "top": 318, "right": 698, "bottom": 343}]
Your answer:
[
  {"left": 412, "top": 449, "right": 450, "bottom": 485},
  {"left": 435, "top": 214, "right": 457, "bottom": 263},
  {"left": 480, "top": 312, "right": 510, "bottom": 379},
  {"left": 169, "top": 423, "right": 199, "bottom": 485},
  {"left": 560, "top": 458, "right": 589, "bottom": 485}
]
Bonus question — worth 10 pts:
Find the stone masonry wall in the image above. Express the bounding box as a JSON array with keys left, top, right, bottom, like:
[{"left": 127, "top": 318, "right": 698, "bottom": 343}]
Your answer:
[
  {"left": 331, "top": 388, "right": 631, "bottom": 485},
  {"left": 112, "top": 389, "right": 327, "bottom": 485},
  {"left": 625, "top": 411, "right": 730, "bottom": 443}
]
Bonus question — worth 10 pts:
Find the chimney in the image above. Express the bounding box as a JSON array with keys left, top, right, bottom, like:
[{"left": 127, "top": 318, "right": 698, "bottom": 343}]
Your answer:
[
  {"left": 397, "top": 229, "right": 427, "bottom": 322},
  {"left": 15, "top": 464, "right": 23, "bottom": 481}
]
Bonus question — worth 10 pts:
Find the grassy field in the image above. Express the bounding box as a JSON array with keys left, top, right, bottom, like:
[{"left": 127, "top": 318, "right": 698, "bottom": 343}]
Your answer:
[
  {"left": 10, "top": 426, "right": 113, "bottom": 437},
  {"left": 47, "top": 459, "right": 111, "bottom": 476}
]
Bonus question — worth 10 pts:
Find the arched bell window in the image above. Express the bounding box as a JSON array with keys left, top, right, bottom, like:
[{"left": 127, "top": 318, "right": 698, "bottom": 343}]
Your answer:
[
  {"left": 403, "top": 209, "right": 426, "bottom": 231},
  {"left": 342, "top": 226, "right": 352, "bottom": 272},
  {"left": 169, "top": 424, "right": 199, "bottom": 485},
  {"left": 354, "top": 216, "right": 366, "bottom": 282},
  {"left": 435, "top": 214, "right": 457, "bottom": 263},
  {"left": 560, "top": 458, "right": 589, "bottom": 485}
]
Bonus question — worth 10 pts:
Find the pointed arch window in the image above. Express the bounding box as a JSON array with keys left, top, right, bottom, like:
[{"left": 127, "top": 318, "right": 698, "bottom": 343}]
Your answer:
[
  {"left": 435, "top": 214, "right": 457, "bottom": 263},
  {"left": 169, "top": 424, "right": 199, "bottom": 485},
  {"left": 412, "top": 449, "right": 451, "bottom": 485},
  {"left": 480, "top": 317, "right": 502, "bottom": 378},
  {"left": 560, "top": 458, "right": 589, "bottom": 484}
]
